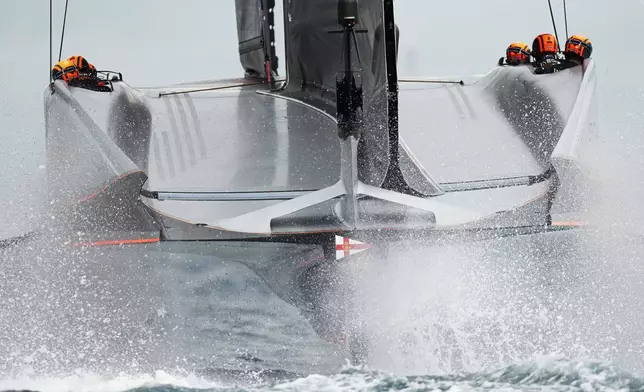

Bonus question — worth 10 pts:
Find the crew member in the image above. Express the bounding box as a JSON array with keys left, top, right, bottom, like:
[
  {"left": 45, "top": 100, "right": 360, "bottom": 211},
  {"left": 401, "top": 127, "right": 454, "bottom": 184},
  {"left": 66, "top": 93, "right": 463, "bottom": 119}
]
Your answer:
[
  {"left": 51, "top": 58, "right": 80, "bottom": 82},
  {"left": 531, "top": 33, "right": 561, "bottom": 74},
  {"left": 564, "top": 34, "right": 593, "bottom": 64},
  {"left": 87, "top": 62, "right": 97, "bottom": 76},
  {"left": 67, "top": 55, "right": 92, "bottom": 74},
  {"left": 67, "top": 55, "right": 112, "bottom": 92},
  {"left": 499, "top": 42, "right": 532, "bottom": 66}
]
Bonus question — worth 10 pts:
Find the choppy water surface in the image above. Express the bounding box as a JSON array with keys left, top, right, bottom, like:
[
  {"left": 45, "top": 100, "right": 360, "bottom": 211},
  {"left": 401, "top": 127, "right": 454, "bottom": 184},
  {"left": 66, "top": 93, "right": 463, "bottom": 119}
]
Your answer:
[
  {"left": 2, "top": 0, "right": 644, "bottom": 391},
  {"left": 3, "top": 357, "right": 644, "bottom": 392}
]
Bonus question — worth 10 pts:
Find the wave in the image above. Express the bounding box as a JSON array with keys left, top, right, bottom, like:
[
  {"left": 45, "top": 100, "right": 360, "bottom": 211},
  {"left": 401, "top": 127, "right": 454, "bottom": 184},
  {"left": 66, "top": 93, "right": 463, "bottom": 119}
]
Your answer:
[{"left": 2, "top": 356, "right": 643, "bottom": 392}]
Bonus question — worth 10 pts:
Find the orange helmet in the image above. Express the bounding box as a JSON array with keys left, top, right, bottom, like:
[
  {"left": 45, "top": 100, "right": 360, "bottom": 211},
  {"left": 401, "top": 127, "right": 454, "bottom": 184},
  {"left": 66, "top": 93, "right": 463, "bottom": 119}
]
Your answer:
[
  {"left": 505, "top": 42, "right": 532, "bottom": 65},
  {"left": 532, "top": 33, "right": 559, "bottom": 60},
  {"left": 51, "top": 59, "right": 79, "bottom": 82},
  {"left": 564, "top": 35, "right": 592, "bottom": 60},
  {"left": 67, "top": 55, "right": 92, "bottom": 74}
]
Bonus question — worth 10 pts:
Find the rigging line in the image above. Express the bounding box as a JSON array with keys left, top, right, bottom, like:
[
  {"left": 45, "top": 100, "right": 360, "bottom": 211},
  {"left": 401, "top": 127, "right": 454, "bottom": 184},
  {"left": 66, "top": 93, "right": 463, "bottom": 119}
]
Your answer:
[
  {"left": 563, "top": 0, "right": 569, "bottom": 39},
  {"left": 58, "top": 0, "right": 70, "bottom": 61},
  {"left": 157, "top": 81, "right": 270, "bottom": 97},
  {"left": 547, "top": 0, "right": 560, "bottom": 51},
  {"left": 399, "top": 79, "right": 464, "bottom": 85},
  {"left": 49, "top": 0, "right": 52, "bottom": 82},
  {"left": 351, "top": 29, "right": 362, "bottom": 65}
]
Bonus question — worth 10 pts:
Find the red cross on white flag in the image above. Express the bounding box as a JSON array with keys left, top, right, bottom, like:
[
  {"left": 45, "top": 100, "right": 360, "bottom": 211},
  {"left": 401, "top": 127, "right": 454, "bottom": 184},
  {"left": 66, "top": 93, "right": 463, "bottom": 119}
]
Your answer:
[{"left": 335, "top": 235, "right": 372, "bottom": 259}]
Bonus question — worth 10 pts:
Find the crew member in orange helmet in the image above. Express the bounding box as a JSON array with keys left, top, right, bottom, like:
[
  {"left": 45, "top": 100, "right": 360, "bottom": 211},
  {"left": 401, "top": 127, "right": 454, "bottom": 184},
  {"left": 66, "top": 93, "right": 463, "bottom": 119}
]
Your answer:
[
  {"left": 66, "top": 55, "right": 112, "bottom": 92},
  {"left": 52, "top": 55, "right": 95, "bottom": 83},
  {"left": 67, "top": 55, "right": 92, "bottom": 73},
  {"left": 564, "top": 35, "right": 593, "bottom": 64},
  {"left": 499, "top": 42, "right": 532, "bottom": 66},
  {"left": 87, "top": 62, "right": 97, "bottom": 76},
  {"left": 531, "top": 33, "right": 561, "bottom": 74},
  {"left": 51, "top": 58, "right": 80, "bottom": 82}
]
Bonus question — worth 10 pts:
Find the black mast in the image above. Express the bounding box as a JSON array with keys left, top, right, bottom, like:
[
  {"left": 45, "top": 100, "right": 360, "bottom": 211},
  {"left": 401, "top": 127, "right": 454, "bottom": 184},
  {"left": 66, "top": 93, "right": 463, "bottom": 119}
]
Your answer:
[
  {"left": 334, "top": 0, "right": 364, "bottom": 140},
  {"left": 379, "top": 0, "right": 421, "bottom": 195}
]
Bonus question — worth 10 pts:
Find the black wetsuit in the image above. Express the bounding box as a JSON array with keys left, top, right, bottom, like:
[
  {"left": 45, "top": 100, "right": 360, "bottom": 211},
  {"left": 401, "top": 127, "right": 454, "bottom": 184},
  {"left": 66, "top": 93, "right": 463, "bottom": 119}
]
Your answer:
[
  {"left": 498, "top": 57, "right": 531, "bottom": 67},
  {"left": 498, "top": 55, "right": 582, "bottom": 73},
  {"left": 68, "top": 76, "right": 112, "bottom": 92},
  {"left": 532, "top": 55, "right": 581, "bottom": 74}
]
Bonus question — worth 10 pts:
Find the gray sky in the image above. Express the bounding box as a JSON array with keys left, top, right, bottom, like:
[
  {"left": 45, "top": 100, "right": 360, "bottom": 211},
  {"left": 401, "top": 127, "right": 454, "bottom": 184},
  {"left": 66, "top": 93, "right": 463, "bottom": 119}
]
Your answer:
[
  {"left": 2, "top": 1, "right": 642, "bottom": 84},
  {"left": 0, "top": 0, "right": 643, "bottom": 237}
]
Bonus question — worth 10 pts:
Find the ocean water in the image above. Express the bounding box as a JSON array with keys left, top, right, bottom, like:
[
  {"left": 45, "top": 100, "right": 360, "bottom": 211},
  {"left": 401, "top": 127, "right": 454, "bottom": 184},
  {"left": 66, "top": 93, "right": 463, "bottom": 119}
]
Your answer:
[
  {"left": 2, "top": 0, "right": 644, "bottom": 391},
  {"left": 3, "top": 357, "right": 644, "bottom": 392}
]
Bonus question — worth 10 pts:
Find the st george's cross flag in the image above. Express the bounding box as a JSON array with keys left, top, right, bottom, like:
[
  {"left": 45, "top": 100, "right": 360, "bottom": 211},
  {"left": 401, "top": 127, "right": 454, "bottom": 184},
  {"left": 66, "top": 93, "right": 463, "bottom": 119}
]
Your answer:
[{"left": 335, "top": 235, "right": 372, "bottom": 259}]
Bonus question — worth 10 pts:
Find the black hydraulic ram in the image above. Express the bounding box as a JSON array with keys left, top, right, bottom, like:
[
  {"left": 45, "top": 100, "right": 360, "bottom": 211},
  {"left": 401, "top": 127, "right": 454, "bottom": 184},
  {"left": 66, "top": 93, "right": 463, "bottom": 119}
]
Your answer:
[{"left": 330, "top": 0, "right": 366, "bottom": 140}]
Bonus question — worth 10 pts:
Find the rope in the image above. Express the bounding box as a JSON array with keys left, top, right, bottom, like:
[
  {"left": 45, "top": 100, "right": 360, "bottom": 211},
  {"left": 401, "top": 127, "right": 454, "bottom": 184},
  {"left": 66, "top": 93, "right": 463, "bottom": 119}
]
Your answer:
[
  {"left": 158, "top": 81, "right": 270, "bottom": 97},
  {"left": 58, "top": 0, "right": 70, "bottom": 61},
  {"left": 547, "top": 0, "right": 560, "bottom": 50},
  {"left": 399, "top": 79, "right": 464, "bottom": 85},
  {"left": 49, "top": 0, "right": 53, "bottom": 82},
  {"left": 563, "top": 0, "right": 569, "bottom": 39}
]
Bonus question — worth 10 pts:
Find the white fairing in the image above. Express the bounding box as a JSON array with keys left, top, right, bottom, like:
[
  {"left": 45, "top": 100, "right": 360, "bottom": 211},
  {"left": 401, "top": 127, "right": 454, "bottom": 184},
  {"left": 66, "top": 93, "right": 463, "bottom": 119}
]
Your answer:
[
  {"left": 552, "top": 60, "right": 598, "bottom": 163},
  {"left": 549, "top": 60, "right": 599, "bottom": 216}
]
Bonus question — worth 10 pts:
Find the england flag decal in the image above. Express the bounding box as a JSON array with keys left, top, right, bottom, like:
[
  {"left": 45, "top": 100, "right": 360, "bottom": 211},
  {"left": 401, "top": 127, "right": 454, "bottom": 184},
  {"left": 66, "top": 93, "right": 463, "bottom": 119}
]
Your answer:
[{"left": 335, "top": 236, "right": 372, "bottom": 259}]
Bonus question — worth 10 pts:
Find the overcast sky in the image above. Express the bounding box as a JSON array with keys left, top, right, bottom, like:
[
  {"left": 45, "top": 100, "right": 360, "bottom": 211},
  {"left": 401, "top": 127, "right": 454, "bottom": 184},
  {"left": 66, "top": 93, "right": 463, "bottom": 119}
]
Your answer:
[{"left": 1, "top": 0, "right": 642, "bottom": 84}]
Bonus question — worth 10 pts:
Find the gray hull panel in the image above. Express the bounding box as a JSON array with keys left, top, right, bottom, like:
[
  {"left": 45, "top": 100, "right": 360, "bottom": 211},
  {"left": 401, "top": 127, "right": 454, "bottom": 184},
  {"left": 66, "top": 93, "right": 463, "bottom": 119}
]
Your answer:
[
  {"left": 45, "top": 61, "right": 594, "bottom": 237},
  {"left": 398, "top": 65, "right": 582, "bottom": 185}
]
